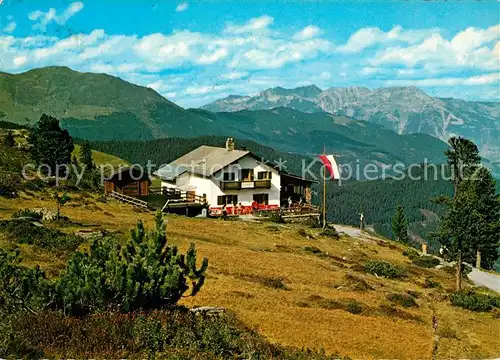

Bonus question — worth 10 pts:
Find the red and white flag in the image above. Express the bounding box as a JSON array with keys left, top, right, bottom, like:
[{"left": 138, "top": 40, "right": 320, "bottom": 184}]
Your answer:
[{"left": 318, "top": 154, "right": 341, "bottom": 179}]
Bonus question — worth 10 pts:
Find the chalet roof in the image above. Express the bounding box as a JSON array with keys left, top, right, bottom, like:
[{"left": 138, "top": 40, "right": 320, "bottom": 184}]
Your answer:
[
  {"left": 154, "top": 145, "right": 317, "bottom": 184},
  {"left": 154, "top": 146, "right": 251, "bottom": 180}
]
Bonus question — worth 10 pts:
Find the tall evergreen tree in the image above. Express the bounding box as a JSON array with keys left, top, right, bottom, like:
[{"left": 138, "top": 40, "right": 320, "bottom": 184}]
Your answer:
[
  {"left": 392, "top": 205, "right": 409, "bottom": 244},
  {"left": 28, "top": 114, "right": 74, "bottom": 175},
  {"left": 460, "top": 167, "right": 500, "bottom": 269},
  {"left": 437, "top": 137, "right": 481, "bottom": 290},
  {"left": 79, "top": 141, "right": 94, "bottom": 169}
]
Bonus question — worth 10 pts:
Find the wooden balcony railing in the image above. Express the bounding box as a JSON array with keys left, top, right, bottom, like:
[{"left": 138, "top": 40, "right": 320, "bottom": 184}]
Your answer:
[{"left": 220, "top": 179, "right": 271, "bottom": 191}]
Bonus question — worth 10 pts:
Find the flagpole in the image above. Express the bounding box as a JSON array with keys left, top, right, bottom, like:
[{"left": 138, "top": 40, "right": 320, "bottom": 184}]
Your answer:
[{"left": 323, "top": 144, "right": 327, "bottom": 229}]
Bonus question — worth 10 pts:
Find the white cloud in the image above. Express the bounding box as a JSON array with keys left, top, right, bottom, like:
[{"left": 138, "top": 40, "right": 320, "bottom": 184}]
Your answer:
[
  {"left": 232, "top": 38, "right": 333, "bottom": 69},
  {"left": 176, "top": 2, "right": 189, "bottom": 12},
  {"left": 318, "top": 71, "right": 331, "bottom": 80},
  {"left": 147, "top": 80, "right": 169, "bottom": 92},
  {"left": 451, "top": 25, "right": 500, "bottom": 53},
  {"left": 90, "top": 63, "right": 115, "bottom": 73},
  {"left": 293, "top": 26, "right": 321, "bottom": 41},
  {"left": 224, "top": 15, "right": 274, "bottom": 34},
  {"left": 33, "top": 29, "right": 105, "bottom": 61},
  {"left": 221, "top": 71, "right": 248, "bottom": 80},
  {"left": 337, "top": 25, "right": 439, "bottom": 53},
  {"left": 2, "top": 17, "right": 498, "bottom": 106},
  {"left": 13, "top": 56, "right": 27, "bottom": 67},
  {"left": 372, "top": 25, "right": 500, "bottom": 71},
  {"left": 384, "top": 72, "right": 500, "bottom": 87},
  {"left": 197, "top": 48, "right": 228, "bottom": 64},
  {"left": 29, "top": 1, "right": 84, "bottom": 31},
  {"left": 2, "top": 21, "right": 17, "bottom": 33}
]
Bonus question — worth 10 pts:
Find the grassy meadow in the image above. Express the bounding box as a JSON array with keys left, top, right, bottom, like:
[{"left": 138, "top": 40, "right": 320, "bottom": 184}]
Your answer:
[{"left": 0, "top": 191, "right": 498, "bottom": 359}]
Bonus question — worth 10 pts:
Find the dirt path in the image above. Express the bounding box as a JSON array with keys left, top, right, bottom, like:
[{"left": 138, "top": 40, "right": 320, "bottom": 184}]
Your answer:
[
  {"left": 468, "top": 268, "right": 500, "bottom": 293},
  {"left": 333, "top": 224, "right": 363, "bottom": 238}
]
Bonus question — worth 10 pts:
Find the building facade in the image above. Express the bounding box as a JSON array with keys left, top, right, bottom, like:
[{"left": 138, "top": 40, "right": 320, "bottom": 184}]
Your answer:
[{"left": 155, "top": 138, "right": 313, "bottom": 215}]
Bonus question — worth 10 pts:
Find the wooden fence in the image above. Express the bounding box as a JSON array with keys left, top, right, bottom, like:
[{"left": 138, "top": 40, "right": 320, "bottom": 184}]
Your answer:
[
  {"left": 108, "top": 191, "right": 149, "bottom": 209},
  {"left": 149, "top": 186, "right": 207, "bottom": 204}
]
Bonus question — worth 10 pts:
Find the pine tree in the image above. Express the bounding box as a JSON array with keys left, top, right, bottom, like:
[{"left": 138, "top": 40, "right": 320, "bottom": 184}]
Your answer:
[
  {"left": 459, "top": 167, "right": 500, "bottom": 269},
  {"left": 54, "top": 192, "right": 71, "bottom": 219},
  {"left": 436, "top": 137, "right": 481, "bottom": 290},
  {"left": 28, "top": 114, "right": 74, "bottom": 175},
  {"left": 79, "top": 141, "right": 94, "bottom": 170},
  {"left": 392, "top": 205, "right": 409, "bottom": 244},
  {"left": 56, "top": 210, "right": 208, "bottom": 315}
]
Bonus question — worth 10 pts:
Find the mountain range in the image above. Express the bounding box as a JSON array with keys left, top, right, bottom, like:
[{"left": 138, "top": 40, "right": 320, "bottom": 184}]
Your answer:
[
  {"left": 202, "top": 85, "right": 500, "bottom": 161},
  {"left": 1, "top": 66, "right": 498, "bottom": 175}
]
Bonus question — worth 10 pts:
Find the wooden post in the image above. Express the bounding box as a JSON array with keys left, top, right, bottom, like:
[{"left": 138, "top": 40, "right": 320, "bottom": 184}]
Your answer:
[
  {"left": 476, "top": 249, "right": 481, "bottom": 269},
  {"left": 456, "top": 249, "right": 462, "bottom": 291},
  {"left": 322, "top": 145, "right": 327, "bottom": 229}
]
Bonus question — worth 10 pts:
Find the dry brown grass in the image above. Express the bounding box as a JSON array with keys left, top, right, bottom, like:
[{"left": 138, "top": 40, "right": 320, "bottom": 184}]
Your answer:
[{"left": 1, "top": 192, "right": 499, "bottom": 359}]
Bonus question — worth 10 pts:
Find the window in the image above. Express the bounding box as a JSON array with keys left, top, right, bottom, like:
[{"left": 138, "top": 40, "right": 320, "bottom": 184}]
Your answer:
[
  {"left": 253, "top": 193, "right": 269, "bottom": 205},
  {"left": 241, "top": 169, "right": 254, "bottom": 181},
  {"left": 257, "top": 171, "right": 272, "bottom": 180},
  {"left": 223, "top": 172, "right": 236, "bottom": 181},
  {"left": 217, "top": 195, "right": 238, "bottom": 205},
  {"left": 294, "top": 185, "right": 304, "bottom": 195}
]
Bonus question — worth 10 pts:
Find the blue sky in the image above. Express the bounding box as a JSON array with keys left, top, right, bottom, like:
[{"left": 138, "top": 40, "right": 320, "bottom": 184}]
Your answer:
[{"left": 1, "top": 0, "right": 499, "bottom": 107}]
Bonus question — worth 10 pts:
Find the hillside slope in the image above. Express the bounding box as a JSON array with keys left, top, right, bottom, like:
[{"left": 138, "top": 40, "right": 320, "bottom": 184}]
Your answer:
[
  {"left": 0, "top": 67, "right": 218, "bottom": 140},
  {"left": 202, "top": 86, "right": 500, "bottom": 159},
  {"left": 72, "top": 144, "right": 130, "bottom": 167},
  {"left": 0, "top": 193, "right": 499, "bottom": 359}
]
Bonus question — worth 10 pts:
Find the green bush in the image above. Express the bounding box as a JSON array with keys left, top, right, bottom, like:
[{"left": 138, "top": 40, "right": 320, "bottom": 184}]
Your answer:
[
  {"left": 0, "top": 219, "right": 83, "bottom": 252},
  {"left": 55, "top": 211, "right": 208, "bottom": 315},
  {"left": 346, "top": 301, "right": 363, "bottom": 314},
  {"left": 386, "top": 293, "right": 418, "bottom": 308},
  {"left": 342, "top": 274, "right": 372, "bottom": 291},
  {"left": 442, "top": 264, "right": 472, "bottom": 276},
  {"left": 12, "top": 209, "right": 43, "bottom": 221},
  {"left": 319, "top": 226, "right": 339, "bottom": 239},
  {"left": 304, "top": 216, "right": 321, "bottom": 228},
  {"left": 450, "top": 288, "right": 500, "bottom": 312},
  {"left": 297, "top": 228, "right": 311, "bottom": 238},
  {"left": 411, "top": 256, "right": 440, "bottom": 268},
  {"left": 423, "top": 277, "right": 440, "bottom": 288},
  {"left": 269, "top": 211, "right": 284, "bottom": 223},
  {"left": 402, "top": 248, "right": 419, "bottom": 260},
  {"left": 0, "top": 173, "right": 18, "bottom": 197},
  {"left": 364, "top": 260, "right": 406, "bottom": 279},
  {"left": 0, "top": 248, "right": 51, "bottom": 315},
  {"left": 304, "top": 246, "right": 322, "bottom": 254},
  {"left": 3, "top": 309, "right": 346, "bottom": 359},
  {"left": 239, "top": 274, "right": 288, "bottom": 290}
]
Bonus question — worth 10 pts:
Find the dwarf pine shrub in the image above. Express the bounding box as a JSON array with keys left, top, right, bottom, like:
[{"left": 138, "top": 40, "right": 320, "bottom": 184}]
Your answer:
[
  {"left": 364, "top": 260, "right": 406, "bottom": 279},
  {"left": 11, "top": 209, "right": 43, "bottom": 221},
  {"left": 55, "top": 210, "right": 208, "bottom": 315},
  {"left": 386, "top": 293, "right": 418, "bottom": 308},
  {"left": 269, "top": 211, "right": 284, "bottom": 223},
  {"left": 0, "top": 219, "right": 83, "bottom": 253},
  {"left": 0, "top": 248, "right": 51, "bottom": 315},
  {"left": 411, "top": 256, "right": 440, "bottom": 268},
  {"left": 450, "top": 288, "right": 500, "bottom": 312}
]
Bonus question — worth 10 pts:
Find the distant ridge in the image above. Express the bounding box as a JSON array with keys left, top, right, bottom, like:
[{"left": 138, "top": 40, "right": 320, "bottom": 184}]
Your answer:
[
  {"left": 202, "top": 85, "right": 500, "bottom": 159},
  {"left": 0, "top": 66, "right": 467, "bottom": 173}
]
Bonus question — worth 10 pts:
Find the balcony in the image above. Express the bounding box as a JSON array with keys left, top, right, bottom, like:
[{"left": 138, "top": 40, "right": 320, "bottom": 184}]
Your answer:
[{"left": 220, "top": 179, "right": 271, "bottom": 191}]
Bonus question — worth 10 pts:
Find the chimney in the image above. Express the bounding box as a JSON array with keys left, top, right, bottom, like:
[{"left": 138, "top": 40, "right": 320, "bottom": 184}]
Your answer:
[{"left": 226, "top": 137, "right": 235, "bottom": 151}]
